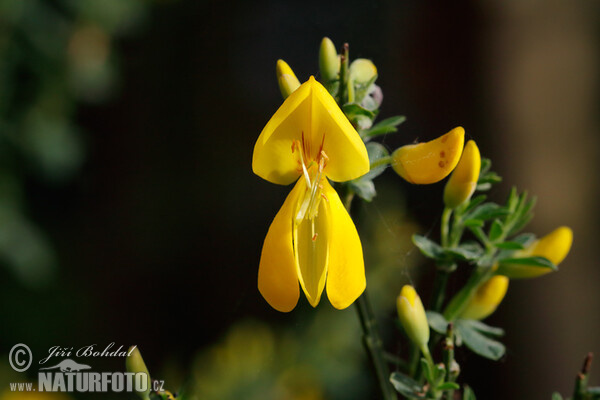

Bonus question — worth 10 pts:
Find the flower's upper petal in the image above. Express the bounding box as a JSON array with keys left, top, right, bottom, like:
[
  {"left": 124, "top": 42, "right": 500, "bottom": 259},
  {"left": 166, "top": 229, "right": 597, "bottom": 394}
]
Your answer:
[
  {"left": 257, "top": 181, "right": 303, "bottom": 312},
  {"left": 323, "top": 180, "right": 366, "bottom": 309},
  {"left": 253, "top": 79, "right": 314, "bottom": 185},
  {"left": 293, "top": 180, "right": 330, "bottom": 307},
  {"left": 253, "top": 77, "right": 369, "bottom": 185},
  {"left": 309, "top": 78, "right": 369, "bottom": 182}
]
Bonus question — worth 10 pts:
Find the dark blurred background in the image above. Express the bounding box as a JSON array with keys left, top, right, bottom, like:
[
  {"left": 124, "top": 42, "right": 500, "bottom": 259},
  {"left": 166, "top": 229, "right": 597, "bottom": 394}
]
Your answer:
[{"left": 0, "top": 1, "right": 598, "bottom": 399}]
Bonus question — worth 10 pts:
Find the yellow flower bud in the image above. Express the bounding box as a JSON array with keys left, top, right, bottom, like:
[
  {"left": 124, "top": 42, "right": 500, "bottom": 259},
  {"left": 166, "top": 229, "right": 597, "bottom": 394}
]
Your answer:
[
  {"left": 397, "top": 285, "right": 430, "bottom": 351},
  {"left": 460, "top": 276, "right": 509, "bottom": 320},
  {"left": 276, "top": 59, "right": 301, "bottom": 99},
  {"left": 496, "top": 226, "right": 573, "bottom": 279},
  {"left": 126, "top": 346, "right": 151, "bottom": 399},
  {"left": 391, "top": 127, "right": 465, "bottom": 184},
  {"left": 319, "top": 37, "right": 339, "bottom": 82},
  {"left": 443, "top": 140, "right": 481, "bottom": 208}
]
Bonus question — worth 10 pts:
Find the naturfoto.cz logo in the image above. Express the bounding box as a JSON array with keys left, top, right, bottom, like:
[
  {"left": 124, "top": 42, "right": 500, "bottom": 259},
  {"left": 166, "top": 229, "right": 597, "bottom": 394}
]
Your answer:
[{"left": 8, "top": 343, "right": 164, "bottom": 394}]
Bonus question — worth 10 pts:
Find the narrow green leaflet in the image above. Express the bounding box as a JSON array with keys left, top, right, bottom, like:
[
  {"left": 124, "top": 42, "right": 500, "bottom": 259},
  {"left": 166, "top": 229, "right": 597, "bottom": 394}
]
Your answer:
[
  {"left": 551, "top": 393, "right": 564, "bottom": 400},
  {"left": 390, "top": 372, "right": 426, "bottom": 398},
  {"left": 362, "top": 115, "right": 406, "bottom": 140},
  {"left": 445, "top": 242, "right": 484, "bottom": 262},
  {"left": 348, "top": 179, "right": 376, "bottom": 202},
  {"left": 437, "top": 382, "right": 460, "bottom": 391},
  {"left": 426, "top": 311, "right": 448, "bottom": 334},
  {"left": 459, "top": 319, "right": 504, "bottom": 337},
  {"left": 464, "top": 203, "right": 509, "bottom": 222},
  {"left": 463, "top": 195, "right": 487, "bottom": 213},
  {"left": 412, "top": 234, "right": 445, "bottom": 259},
  {"left": 489, "top": 220, "right": 504, "bottom": 242},
  {"left": 349, "top": 142, "right": 390, "bottom": 201},
  {"left": 495, "top": 241, "right": 525, "bottom": 250},
  {"left": 456, "top": 320, "right": 505, "bottom": 361},
  {"left": 499, "top": 256, "right": 557, "bottom": 271},
  {"left": 362, "top": 142, "right": 390, "bottom": 180}
]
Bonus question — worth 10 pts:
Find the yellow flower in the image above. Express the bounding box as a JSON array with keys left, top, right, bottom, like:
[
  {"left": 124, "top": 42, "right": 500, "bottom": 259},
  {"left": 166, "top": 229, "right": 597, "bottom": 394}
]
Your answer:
[
  {"left": 459, "top": 275, "right": 509, "bottom": 320},
  {"left": 253, "top": 77, "right": 370, "bottom": 312},
  {"left": 391, "top": 127, "right": 465, "bottom": 184},
  {"left": 496, "top": 226, "right": 573, "bottom": 279},
  {"left": 396, "top": 285, "right": 430, "bottom": 352},
  {"left": 444, "top": 140, "right": 481, "bottom": 209},
  {"left": 276, "top": 59, "right": 301, "bottom": 99}
]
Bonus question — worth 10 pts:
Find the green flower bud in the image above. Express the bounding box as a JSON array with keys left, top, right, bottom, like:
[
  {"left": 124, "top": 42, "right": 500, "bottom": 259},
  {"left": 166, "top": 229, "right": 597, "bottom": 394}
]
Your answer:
[
  {"left": 397, "top": 285, "right": 430, "bottom": 353},
  {"left": 319, "top": 37, "right": 339, "bottom": 83},
  {"left": 126, "top": 346, "right": 151, "bottom": 399},
  {"left": 349, "top": 58, "right": 377, "bottom": 85}
]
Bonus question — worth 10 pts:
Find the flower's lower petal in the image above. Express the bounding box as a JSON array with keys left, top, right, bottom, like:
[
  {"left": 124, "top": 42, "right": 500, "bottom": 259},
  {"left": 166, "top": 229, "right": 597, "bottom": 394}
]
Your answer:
[
  {"left": 323, "top": 180, "right": 366, "bottom": 309},
  {"left": 294, "top": 186, "right": 330, "bottom": 307},
  {"left": 258, "top": 180, "right": 303, "bottom": 312}
]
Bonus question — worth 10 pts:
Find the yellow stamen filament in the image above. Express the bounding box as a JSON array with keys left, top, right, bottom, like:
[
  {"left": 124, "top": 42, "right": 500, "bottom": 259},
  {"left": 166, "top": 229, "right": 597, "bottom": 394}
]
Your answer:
[{"left": 293, "top": 136, "right": 329, "bottom": 224}]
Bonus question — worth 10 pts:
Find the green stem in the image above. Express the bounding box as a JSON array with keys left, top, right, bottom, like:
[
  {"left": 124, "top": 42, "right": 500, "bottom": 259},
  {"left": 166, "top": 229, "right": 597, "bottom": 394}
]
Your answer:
[
  {"left": 440, "top": 207, "right": 452, "bottom": 248},
  {"left": 573, "top": 353, "right": 593, "bottom": 400},
  {"left": 443, "top": 323, "right": 458, "bottom": 400},
  {"left": 430, "top": 270, "right": 450, "bottom": 313},
  {"left": 345, "top": 192, "right": 397, "bottom": 400},
  {"left": 338, "top": 43, "right": 349, "bottom": 104},
  {"left": 370, "top": 155, "right": 393, "bottom": 170}
]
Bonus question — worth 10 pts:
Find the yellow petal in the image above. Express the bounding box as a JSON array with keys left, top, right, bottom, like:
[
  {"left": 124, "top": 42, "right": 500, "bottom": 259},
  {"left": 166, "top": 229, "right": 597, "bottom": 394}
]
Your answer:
[
  {"left": 323, "top": 180, "right": 366, "bottom": 309},
  {"left": 294, "top": 180, "right": 330, "bottom": 307},
  {"left": 391, "top": 127, "right": 465, "bottom": 184},
  {"left": 276, "top": 59, "right": 300, "bottom": 99},
  {"left": 309, "top": 78, "right": 369, "bottom": 182},
  {"left": 444, "top": 140, "right": 481, "bottom": 208},
  {"left": 496, "top": 226, "right": 573, "bottom": 279},
  {"left": 253, "top": 77, "right": 369, "bottom": 185},
  {"left": 257, "top": 181, "right": 303, "bottom": 312},
  {"left": 460, "top": 276, "right": 509, "bottom": 320}
]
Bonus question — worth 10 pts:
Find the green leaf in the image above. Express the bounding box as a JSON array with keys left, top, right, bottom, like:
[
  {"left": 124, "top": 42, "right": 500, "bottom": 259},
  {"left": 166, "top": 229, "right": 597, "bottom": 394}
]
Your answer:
[
  {"left": 587, "top": 387, "right": 600, "bottom": 394},
  {"left": 349, "top": 179, "right": 376, "bottom": 202},
  {"left": 464, "top": 195, "right": 487, "bottom": 213},
  {"left": 511, "top": 233, "right": 536, "bottom": 246},
  {"left": 495, "top": 241, "right": 525, "bottom": 250},
  {"left": 499, "top": 256, "right": 557, "bottom": 271},
  {"left": 551, "top": 392, "right": 564, "bottom": 400},
  {"left": 456, "top": 320, "right": 506, "bottom": 361},
  {"left": 459, "top": 319, "right": 504, "bottom": 337},
  {"left": 362, "top": 142, "right": 390, "bottom": 180},
  {"left": 437, "top": 382, "right": 460, "bottom": 391},
  {"left": 426, "top": 311, "right": 449, "bottom": 334},
  {"left": 463, "top": 385, "right": 477, "bottom": 400},
  {"left": 465, "top": 203, "right": 509, "bottom": 221},
  {"left": 446, "top": 242, "right": 484, "bottom": 261},
  {"left": 412, "top": 234, "right": 445, "bottom": 259},
  {"left": 389, "top": 372, "right": 426, "bottom": 398},
  {"left": 421, "top": 358, "right": 436, "bottom": 383},
  {"left": 362, "top": 115, "right": 406, "bottom": 140},
  {"left": 464, "top": 219, "right": 484, "bottom": 228},
  {"left": 489, "top": 220, "right": 504, "bottom": 242},
  {"left": 479, "top": 158, "right": 491, "bottom": 175},
  {"left": 342, "top": 103, "right": 376, "bottom": 119}
]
